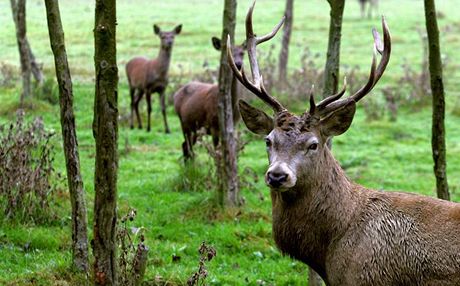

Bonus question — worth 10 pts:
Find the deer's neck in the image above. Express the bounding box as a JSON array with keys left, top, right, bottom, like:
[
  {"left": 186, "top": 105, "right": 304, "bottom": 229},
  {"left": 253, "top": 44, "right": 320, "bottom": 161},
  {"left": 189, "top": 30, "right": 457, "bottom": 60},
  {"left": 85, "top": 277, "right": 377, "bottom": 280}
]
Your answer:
[
  {"left": 271, "top": 148, "right": 361, "bottom": 277},
  {"left": 156, "top": 47, "right": 173, "bottom": 78}
]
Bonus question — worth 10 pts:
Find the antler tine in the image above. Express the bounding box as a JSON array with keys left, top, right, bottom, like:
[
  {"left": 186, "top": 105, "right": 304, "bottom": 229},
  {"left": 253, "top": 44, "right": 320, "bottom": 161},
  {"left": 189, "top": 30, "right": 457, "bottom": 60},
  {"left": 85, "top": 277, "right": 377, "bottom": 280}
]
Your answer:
[
  {"left": 308, "top": 85, "right": 316, "bottom": 115},
  {"left": 227, "top": 35, "right": 245, "bottom": 83},
  {"left": 371, "top": 16, "right": 391, "bottom": 86},
  {"left": 227, "top": 0, "right": 286, "bottom": 113},
  {"left": 316, "top": 77, "right": 347, "bottom": 111},
  {"left": 350, "top": 16, "right": 391, "bottom": 103}
]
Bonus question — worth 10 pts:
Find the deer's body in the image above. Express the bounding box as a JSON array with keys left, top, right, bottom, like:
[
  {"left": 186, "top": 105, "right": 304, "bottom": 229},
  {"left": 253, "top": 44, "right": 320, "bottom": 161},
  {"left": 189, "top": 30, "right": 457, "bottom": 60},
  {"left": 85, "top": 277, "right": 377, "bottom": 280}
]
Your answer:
[
  {"left": 230, "top": 3, "right": 460, "bottom": 285},
  {"left": 174, "top": 37, "right": 244, "bottom": 159},
  {"left": 126, "top": 24, "right": 182, "bottom": 133},
  {"left": 271, "top": 147, "right": 460, "bottom": 285}
]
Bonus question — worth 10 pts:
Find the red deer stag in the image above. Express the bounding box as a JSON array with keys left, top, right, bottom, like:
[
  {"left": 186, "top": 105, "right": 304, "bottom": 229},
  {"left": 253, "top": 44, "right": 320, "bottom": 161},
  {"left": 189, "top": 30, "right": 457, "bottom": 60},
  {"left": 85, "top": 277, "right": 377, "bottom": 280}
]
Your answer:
[
  {"left": 228, "top": 2, "right": 460, "bottom": 285},
  {"left": 173, "top": 37, "right": 247, "bottom": 160},
  {"left": 126, "top": 24, "right": 182, "bottom": 133}
]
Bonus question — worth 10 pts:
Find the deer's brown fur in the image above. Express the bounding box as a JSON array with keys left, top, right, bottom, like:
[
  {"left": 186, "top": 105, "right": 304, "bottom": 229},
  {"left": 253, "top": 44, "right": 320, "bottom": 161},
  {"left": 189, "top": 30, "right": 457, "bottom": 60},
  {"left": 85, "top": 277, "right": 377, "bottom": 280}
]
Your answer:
[
  {"left": 230, "top": 2, "right": 460, "bottom": 285},
  {"left": 173, "top": 37, "right": 244, "bottom": 159},
  {"left": 126, "top": 24, "right": 182, "bottom": 133}
]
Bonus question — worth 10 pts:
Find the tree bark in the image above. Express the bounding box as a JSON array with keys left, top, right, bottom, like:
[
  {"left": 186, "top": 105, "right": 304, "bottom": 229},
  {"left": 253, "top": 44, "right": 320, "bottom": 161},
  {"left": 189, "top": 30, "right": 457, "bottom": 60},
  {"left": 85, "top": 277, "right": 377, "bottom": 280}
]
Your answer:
[
  {"left": 26, "top": 40, "right": 44, "bottom": 84},
  {"left": 92, "top": 0, "right": 119, "bottom": 284},
  {"left": 217, "top": 0, "right": 240, "bottom": 207},
  {"left": 10, "top": 0, "right": 31, "bottom": 104},
  {"left": 424, "top": 0, "right": 450, "bottom": 201},
  {"left": 278, "top": 0, "right": 293, "bottom": 85},
  {"left": 323, "top": 0, "right": 345, "bottom": 97},
  {"left": 44, "top": 0, "right": 89, "bottom": 274},
  {"left": 309, "top": 269, "right": 324, "bottom": 286}
]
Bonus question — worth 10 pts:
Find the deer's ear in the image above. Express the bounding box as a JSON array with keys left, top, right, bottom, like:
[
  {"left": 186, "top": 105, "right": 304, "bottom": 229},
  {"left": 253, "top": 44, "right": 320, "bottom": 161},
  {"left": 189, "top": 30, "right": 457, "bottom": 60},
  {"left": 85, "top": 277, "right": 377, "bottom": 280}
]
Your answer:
[
  {"left": 174, "top": 24, "right": 182, "bottom": 34},
  {"left": 153, "top": 24, "right": 161, "bottom": 35},
  {"left": 320, "top": 100, "right": 356, "bottom": 137},
  {"left": 212, "top": 37, "right": 221, "bottom": 51},
  {"left": 239, "top": 100, "right": 274, "bottom": 135}
]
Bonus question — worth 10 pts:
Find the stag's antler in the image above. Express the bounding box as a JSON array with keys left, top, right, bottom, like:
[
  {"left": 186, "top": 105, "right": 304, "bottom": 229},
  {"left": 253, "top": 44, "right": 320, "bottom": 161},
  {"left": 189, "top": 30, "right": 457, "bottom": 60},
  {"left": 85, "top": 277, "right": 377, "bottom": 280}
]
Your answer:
[
  {"left": 227, "top": 0, "right": 286, "bottom": 113},
  {"left": 312, "top": 16, "right": 391, "bottom": 117}
]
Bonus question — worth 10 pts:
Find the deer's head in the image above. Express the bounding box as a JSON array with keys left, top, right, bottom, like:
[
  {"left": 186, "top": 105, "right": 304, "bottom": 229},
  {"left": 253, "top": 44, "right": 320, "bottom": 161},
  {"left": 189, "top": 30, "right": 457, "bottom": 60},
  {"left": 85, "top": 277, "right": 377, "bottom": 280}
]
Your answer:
[
  {"left": 212, "top": 37, "right": 246, "bottom": 70},
  {"left": 154, "top": 24, "right": 182, "bottom": 50},
  {"left": 228, "top": 1, "right": 391, "bottom": 191}
]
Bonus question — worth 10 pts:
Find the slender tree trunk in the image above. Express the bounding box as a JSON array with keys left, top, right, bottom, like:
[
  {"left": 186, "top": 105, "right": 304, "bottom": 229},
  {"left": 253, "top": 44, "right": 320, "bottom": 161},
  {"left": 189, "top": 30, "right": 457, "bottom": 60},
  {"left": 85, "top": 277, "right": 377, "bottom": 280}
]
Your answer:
[
  {"left": 26, "top": 40, "right": 44, "bottom": 84},
  {"left": 278, "top": 0, "right": 293, "bottom": 85},
  {"left": 424, "top": 0, "right": 450, "bottom": 201},
  {"left": 92, "top": 0, "right": 119, "bottom": 284},
  {"left": 308, "top": 1, "right": 346, "bottom": 284},
  {"left": 217, "top": 0, "right": 239, "bottom": 207},
  {"left": 323, "top": 0, "right": 345, "bottom": 97},
  {"left": 44, "top": 0, "right": 89, "bottom": 275},
  {"left": 10, "top": 0, "right": 31, "bottom": 104}
]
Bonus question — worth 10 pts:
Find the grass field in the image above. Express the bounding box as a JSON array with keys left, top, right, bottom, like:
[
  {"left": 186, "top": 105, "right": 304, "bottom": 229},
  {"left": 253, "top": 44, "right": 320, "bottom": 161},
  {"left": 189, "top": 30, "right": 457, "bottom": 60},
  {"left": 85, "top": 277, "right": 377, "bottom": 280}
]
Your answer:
[{"left": 1, "top": 0, "right": 460, "bottom": 285}]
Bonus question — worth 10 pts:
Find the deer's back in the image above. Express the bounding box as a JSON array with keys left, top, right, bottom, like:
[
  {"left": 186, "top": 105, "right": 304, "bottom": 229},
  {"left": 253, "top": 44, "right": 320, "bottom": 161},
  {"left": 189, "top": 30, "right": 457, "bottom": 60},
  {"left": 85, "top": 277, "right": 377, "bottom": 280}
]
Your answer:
[
  {"left": 328, "top": 190, "right": 460, "bottom": 285},
  {"left": 174, "top": 81, "right": 218, "bottom": 133},
  {"left": 126, "top": 57, "right": 164, "bottom": 90}
]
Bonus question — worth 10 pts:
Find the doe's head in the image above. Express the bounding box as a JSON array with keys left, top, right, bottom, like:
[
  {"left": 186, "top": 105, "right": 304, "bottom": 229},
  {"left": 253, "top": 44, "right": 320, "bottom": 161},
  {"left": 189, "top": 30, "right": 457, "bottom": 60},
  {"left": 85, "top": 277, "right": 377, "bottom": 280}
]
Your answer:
[
  {"left": 154, "top": 24, "right": 182, "bottom": 50},
  {"left": 212, "top": 37, "right": 246, "bottom": 70}
]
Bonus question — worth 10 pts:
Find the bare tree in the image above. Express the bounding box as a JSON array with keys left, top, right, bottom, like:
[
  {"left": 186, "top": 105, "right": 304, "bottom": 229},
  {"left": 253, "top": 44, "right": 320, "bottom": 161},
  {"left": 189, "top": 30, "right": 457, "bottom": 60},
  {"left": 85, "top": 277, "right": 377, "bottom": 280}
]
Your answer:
[
  {"left": 217, "top": 0, "right": 239, "bottom": 207},
  {"left": 44, "top": 0, "right": 89, "bottom": 274},
  {"left": 92, "top": 0, "right": 119, "bottom": 284},
  {"left": 10, "top": 0, "right": 44, "bottom": 104},
  {"left": 323, "top": 0, "right": 345, "bottom": 96},
  {"left": 10, "top": 0, "right": 31, "bottom": 104},
  {"left": 278, "top": 0, "right": 293, "bottom": 85},
  {"left": 424, "top": 0, "right": 449, "bottom": 201}
]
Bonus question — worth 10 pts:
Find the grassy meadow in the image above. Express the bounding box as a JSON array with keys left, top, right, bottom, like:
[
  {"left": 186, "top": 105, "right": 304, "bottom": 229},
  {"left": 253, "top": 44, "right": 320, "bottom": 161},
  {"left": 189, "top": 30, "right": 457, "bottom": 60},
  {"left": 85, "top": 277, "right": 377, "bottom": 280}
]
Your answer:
[{"left": 1, "top": 0, "right": 460, "bottom": 285}]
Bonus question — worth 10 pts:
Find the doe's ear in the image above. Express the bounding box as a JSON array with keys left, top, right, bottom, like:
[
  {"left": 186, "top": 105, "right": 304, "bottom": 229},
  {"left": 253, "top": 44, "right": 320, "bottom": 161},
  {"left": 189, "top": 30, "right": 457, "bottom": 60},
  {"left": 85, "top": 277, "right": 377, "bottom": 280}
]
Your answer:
[
  {"left": 212, "top": 37, "right": 221, "bottom": 51},
  {"left": 239, "top": 100, "right": 274, "bottom": 135},
  {"left": 320, "top": 100, "right": 356, "bottom": 138},
  {"left": 174, "top": 24, "right": 182, "bottom": 34},
  {"left": 153, "top": 24, "right": 161, "bottom": 35}
]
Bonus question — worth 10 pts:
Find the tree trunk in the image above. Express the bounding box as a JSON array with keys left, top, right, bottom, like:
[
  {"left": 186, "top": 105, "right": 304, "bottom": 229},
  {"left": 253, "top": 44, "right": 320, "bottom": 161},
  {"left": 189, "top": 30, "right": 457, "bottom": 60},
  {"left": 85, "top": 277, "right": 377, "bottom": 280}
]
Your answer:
[
  {"left": 26, "top": 40, "right": 44, "bottom": 84},
  {"left": 217, "top": 0, "right": 239, "bottom": 207},
  {"left": 308, "top": 1, "right": 346, "bottom": 284},
  {"left": 44, "top": 0, "right": 89, "bottom": 274},
  {"left": 424, "top": 0, "right": 450, "bottom": 201},
  {"left": 309, "top": 269, "right": 324, "bottom": 286},
  {"left": 323, "top": 0, "right": 345, "bottom": 97},
  {"left": 92, "top": 0, "right": 119, "bottom": 284},
  {"left": 10, "top": 0, "right": 31, "bottom": 104},
  {"left": 278, "top": 0, "right": 293, "bottom": 85}
]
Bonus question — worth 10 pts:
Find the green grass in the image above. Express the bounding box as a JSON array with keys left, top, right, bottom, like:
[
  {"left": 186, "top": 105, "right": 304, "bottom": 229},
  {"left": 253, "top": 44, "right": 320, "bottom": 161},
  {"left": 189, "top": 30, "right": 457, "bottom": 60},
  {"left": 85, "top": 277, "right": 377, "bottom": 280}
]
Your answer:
[{"left": 1, "top": 0, "right": 460, "bottom": 285}]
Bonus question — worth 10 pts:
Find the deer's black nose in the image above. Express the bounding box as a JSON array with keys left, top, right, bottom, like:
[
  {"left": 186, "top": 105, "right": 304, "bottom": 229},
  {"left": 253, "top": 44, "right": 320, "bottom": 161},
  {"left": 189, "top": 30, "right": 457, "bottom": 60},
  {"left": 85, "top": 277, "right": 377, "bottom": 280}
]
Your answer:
[
  {"left": 267, "top": 171, "right": 288, "bottom": 188},
  {"left": 235, "top": 61, "right": 243, "bottom": 70}
]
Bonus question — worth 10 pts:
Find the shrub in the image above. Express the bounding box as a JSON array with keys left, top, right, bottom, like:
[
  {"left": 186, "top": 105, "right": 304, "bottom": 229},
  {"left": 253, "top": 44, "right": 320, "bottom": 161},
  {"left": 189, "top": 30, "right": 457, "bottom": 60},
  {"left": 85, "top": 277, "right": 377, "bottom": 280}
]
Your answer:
[
  {"left": 117, "top": 208, "right": 149, "bottom": 286},
  {"left": 0, "top": 110, "right": 59, "bottom": 224}
]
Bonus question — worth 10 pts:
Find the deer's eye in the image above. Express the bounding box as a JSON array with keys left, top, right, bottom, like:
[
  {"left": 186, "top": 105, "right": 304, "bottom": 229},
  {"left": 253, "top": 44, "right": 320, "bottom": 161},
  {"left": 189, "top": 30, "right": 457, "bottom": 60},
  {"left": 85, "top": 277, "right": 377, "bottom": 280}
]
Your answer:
[
  {"left": 308, "top": 143, "right": 318, "bottom": 151},
  {"left": 265, "top": 138, "right": 272, "bottom": 148}
]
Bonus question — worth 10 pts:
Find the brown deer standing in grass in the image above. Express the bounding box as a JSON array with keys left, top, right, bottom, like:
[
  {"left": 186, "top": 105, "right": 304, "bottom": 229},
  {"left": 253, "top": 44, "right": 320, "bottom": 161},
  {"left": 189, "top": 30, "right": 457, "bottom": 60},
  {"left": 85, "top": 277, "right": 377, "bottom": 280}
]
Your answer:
[
  {"left": 359, "top": 0, "right": 379, "bottom": 19},
  {"left": 173, "top": 37, "right": 246, "bottom": 160},
  {"left": 126, "top": 24, "right": 182, "bottom": 133},
  {"left": 229, "top": 2, "right": 460, "bottom": 285}
]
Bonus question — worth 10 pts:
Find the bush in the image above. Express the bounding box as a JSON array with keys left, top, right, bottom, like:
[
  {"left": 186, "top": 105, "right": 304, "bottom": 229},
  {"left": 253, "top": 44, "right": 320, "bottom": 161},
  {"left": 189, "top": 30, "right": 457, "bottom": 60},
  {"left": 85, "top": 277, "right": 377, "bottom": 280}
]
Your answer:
[{"left": 0, "top": 110, "right": 59, "bottom": 224}]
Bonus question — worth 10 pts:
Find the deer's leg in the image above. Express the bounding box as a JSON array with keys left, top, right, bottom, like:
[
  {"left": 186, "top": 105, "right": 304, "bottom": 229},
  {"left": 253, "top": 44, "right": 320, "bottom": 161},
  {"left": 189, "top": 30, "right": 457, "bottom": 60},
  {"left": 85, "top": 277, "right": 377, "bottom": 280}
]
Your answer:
[
  {"left": 211, "top": 128, "right": 219, "bottom": 148},
  {"left": 159, "top": 90, "right": 170, "bottom": 134},
  {"left": 129, "top": 87, "right": 135, "bottom": 129},
  {"left": 146, "top": 90, "right": 152, "bottom": 132},
  {"left": 134, "top": 89, "right": 144, "bottom": 129}
]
